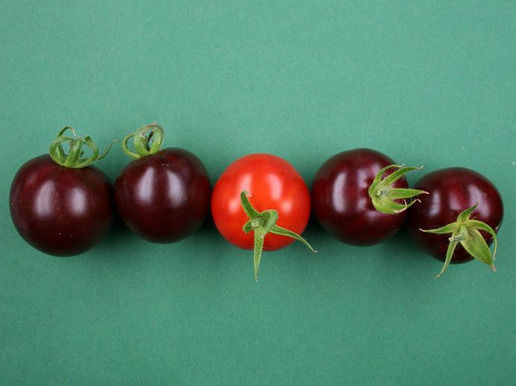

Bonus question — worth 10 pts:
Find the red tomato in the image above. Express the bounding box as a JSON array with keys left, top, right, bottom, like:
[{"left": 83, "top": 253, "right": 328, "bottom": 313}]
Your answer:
[{"left": 211, "top": 154, "right": 311, "bottom": 251}]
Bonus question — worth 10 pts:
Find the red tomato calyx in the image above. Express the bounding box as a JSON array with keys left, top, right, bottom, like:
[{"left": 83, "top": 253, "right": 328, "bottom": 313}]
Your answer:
[
  {"left": 240, "top": 191, "right": 317, "bottom": 282},
  {"left": 122, "top": 123, "right": 165, "bottom": 159},
  {"left": 49, "top": 126, "right": 115, "bottom": 168},
  {"left": 368, "top": 164, "right": 428, "bottom": 215},
  {"left": 420, "top": 204, "right": 498, "bottom": 278}
]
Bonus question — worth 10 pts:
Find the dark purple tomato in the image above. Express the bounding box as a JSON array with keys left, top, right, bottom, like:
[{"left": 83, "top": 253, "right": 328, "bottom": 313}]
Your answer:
[
  {"left": 10, "top": 155, "right": 113, "bottom": 256},
  {"left": 115, "top": 148, "right": 211, "bottom": 243},
  {"left": 408, "top": 167, "right": 503, "bottom": 264},
  {"left": 311, "top": 148, "right": 411, "bottom": 245}
]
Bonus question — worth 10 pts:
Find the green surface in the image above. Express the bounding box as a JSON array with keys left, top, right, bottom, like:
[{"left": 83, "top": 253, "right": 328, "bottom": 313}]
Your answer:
[{"left": 1, "top": 1, "right": 515, "bottom": 385}]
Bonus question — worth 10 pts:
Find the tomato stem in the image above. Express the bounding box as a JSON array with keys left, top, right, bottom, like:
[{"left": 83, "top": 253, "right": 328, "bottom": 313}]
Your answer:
[
  {"left": 49, "top": 127, "right": 115, "bottom": 168},
  {"left": 240, "top": 191, "right": 317, "bottom": 281},
  {"left": 121, "top": 123, "right": 165, "bottom": 159},
  {"left": 368, "top": 164, "right": 428, "bottom": 214},
  {"left": 420, "top": 204, "right": 498, "bottom": 277}
]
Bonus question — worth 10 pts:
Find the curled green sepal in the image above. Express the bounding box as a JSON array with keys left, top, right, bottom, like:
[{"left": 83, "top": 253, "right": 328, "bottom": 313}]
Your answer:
[
  {"left": 240, "top": 191, "right": 317, "bottom": 282},
  {"left": 420, "top": 204, "right": 498, "bottom": 278},
  {"left": 368, "top": 164, "right": 428, "bottom": 214},
  {"left": 49, "top": 127, "right": 115, "bottom": 168},
  {"left": 121, "top": 123, "right": 164, "bottom": 159}
]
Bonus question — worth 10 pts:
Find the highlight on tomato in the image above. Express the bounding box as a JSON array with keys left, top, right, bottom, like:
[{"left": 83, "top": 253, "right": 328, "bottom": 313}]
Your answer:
[
  {"left": 407, "top": 167, "right": 503, "bottom": 277},
  {"left": 9, "top": 127, "right": 114, "bottom": 256},
  {"left": 211, "top": 154, "right": 316, "bottom": 281},
  {"left": 311, "top": 148, "right": 427, "bottom": 245},
  {"left": 115, "top": 124, "right": 211, "bottom": 243}
]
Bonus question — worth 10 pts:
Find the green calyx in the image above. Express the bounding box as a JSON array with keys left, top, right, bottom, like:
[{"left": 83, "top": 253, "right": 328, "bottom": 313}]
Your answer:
[
  {"left": 420, "top": 204, "right": 498, "bottom": 278},
  {"left": 368, "top": 164, "right": 428, "bottom": 214},
  {"left": 49, "top": 126, "right": 114, "bottom": 168},
  {"left": 240, "top": 191, "right": 317, "bottom": 282},
  {"left": 121, "top": 123, "right": 164, "bottom": 159}
]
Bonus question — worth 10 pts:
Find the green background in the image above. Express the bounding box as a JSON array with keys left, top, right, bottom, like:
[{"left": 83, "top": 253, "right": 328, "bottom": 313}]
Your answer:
[{"left": 1, "top": 1, "right": 515, "bottom": 385}]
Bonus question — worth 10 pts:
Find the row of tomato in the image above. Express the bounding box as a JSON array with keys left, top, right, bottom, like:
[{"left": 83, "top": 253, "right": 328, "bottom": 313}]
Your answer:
[{"left": 9, "top": 125, "right": 503, "bottom": 280}]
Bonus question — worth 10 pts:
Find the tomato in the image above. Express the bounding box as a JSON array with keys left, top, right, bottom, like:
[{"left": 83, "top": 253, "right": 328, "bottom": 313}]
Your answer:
[
  {"left": 408, "top": 167, "right": 503, "bottom": 277},
  {"left": 211, "top": 154, "right": 314, "bottom": 280},
  {"left": 9, "top": 127, "right": 114, "bottom": 256},
  {"left": 311, "top": 148, "right": 427, "bottom": 245},
  {"left": 115, "top": 124, "right": 211, "bottom": 242}
]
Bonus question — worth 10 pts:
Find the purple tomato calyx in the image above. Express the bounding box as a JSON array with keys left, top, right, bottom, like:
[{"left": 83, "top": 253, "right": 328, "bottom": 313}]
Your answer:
[
  {"left": 368, "top": 164, "right": 428, "bottom": 215},
  {"left": 121, "top": 123, "right": 165, "bottom": 159},
  {"left": 420, "top": 204, "right": 498, "bottom": 278},
  {"left": 240, "top": 191, "right": 317, "bottom": 282},
  {"left": 49, "top": 126, "right": 115, "bottom": 169}
]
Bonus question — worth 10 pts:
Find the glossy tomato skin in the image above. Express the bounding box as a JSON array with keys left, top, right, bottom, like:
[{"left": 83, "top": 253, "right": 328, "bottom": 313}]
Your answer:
[
  {"left": 10, "top": 155, "right": 113, "bottom": 256},
  {"left": 408, "top": 167, "right": 503, "bottom": 263},
  {"left": 211, "top": 154, "right": 310, "bottom": 251},
  {"left": 115, "top": 148, "right": 211, "bottom": 243},
  {"left": 311, "top": 148, "right": 408, "bottom": 245}
]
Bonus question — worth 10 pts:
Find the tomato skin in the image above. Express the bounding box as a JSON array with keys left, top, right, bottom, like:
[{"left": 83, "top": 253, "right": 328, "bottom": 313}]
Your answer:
[
  {"left": 115, "top": 148, "right": 211, "bottom": 243},
  {"left": 9, "top": 155, "right": 113, "bottom": 256},
  {"left": 211, "top": 154, "right": 310, "bottom": 251},
  {"left": 408, "top": 167, "right": 503, "bottom": 263},
  {"left": 311, "top": 148, "right": 408, "bottom": 245}
]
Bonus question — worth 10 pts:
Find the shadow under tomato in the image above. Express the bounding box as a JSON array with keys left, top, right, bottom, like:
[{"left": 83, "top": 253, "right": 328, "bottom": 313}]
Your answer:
[
  {"left": 376, "top": 225, "right": 439, "bottom": 279},
  {"left": 85, "top": 212, "right": 149, "bottom": 265}
]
